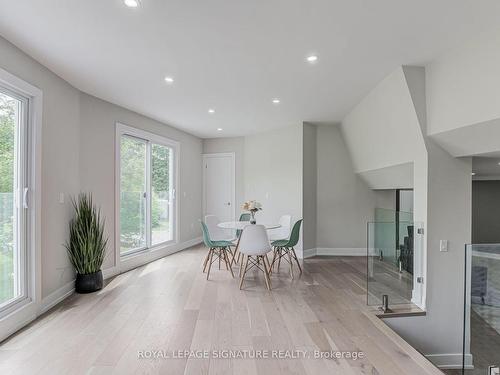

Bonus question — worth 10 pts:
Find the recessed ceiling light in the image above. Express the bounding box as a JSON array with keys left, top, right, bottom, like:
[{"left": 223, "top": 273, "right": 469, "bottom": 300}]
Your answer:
[
  {"left": 471, "top": 172, "right": 476, "bottom": 176},
  {"left": 272, "top": 99, "right": 280, "bottom": 104},
  {"left": 164, "top": 76, "right": 174, "bottom": 84},
  {"left": 217, "top": 128, "right": 223, "bottom": 131},
  {"left": 306, "top": 55, "right": 318, "bottom": 63},
  {"left": 208, "top": 109, "right": 215, "bottom": 114},
  {"left": 124, "top": 0, "right": 140, "bottom": 8}
]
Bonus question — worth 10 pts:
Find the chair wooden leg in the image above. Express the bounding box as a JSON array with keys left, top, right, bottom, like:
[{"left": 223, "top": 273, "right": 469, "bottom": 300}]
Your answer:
[
  {"left": 206, "top": 248, "right": 215, "bottom": 280},
  {"left": 261, "top": 256, "right": 271, "bottom": 291},
  {"left": 287, "top": 249, "right": 294, "bottom": 279},
  {"left": 223, "top": 248, "right": 234, "bottom": 278},
  {"left": 238, "top": 251, "right": 244, "bottom": 277},
  {"left": 266, "top": 259, "right": 272, "bottom": 290},
  {"left": 203, "top": 248, "right": 211, "bottom": 272},
  {"left": 270, "top": 248, "right": 278, "bottom": 273},
  {"left": 230, "top": 248, "right": 238, "bottom": 266},
  {"left": 291, "top": 247, "right": 302, "bottom": 274},
  {"left": 277, "top": 248, "right": 282, "bottom": 272},
  {"left": 257, "top": 255, "right": 271, "bottom": 290},
  {"left": 222, "top": 248, "right": 229, "bottom": 270},
  {"left": 239, "top": 255, "right": 249, "bottom": 290},
  {"left": 264, "top": 255, "right": 272, "bottom": 277}
]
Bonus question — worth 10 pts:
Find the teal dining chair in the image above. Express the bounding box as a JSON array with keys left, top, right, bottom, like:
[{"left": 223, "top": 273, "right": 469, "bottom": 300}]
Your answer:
[
  {"left": 200, "top": 221, "right": 234, "bottom": 280},
  {"left": 236, "top": 213, "right": 251, "bottom": 237},
  {"left": 270, "top": 219, "right": 303, "bottom": 279}
]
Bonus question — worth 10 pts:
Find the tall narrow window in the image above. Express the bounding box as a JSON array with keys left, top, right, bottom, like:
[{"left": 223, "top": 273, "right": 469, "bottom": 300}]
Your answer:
[
  {"left": 119, "top": 136, "right": 147, "bottom": 253},
  {"left": 0, "top": 87, "right": 28, "bottom": 312},
  {"left": 151, "top": 144, "right": 173, "bottom": 245},
  {"left": 118, "top": 124, "right": 177, "bottom": 256}
]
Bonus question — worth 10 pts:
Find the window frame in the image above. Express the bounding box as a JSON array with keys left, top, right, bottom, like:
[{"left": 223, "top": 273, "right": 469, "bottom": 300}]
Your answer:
[
  {"left": 115, "top": 123, "right": 180, "bottom": 262},
  {"left": 0, "top": 67, "right": 42, "bottom": 342},
  {"left": 0, "top": 85, "right": 29, "bottom": 314}
]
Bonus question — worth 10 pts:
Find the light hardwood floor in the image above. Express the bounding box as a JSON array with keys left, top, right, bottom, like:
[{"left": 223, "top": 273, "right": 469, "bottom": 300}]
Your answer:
[{"left": 0, "top": 245, "right": 443, "bottom": 375}]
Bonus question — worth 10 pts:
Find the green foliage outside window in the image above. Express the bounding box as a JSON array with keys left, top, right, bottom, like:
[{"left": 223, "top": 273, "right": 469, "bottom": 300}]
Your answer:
[
  {"left": 119, "top": 138, "right": 171, "bottom": 251},
  {"left": 0, "top": 93, "right": 15, "bottom": 303}
]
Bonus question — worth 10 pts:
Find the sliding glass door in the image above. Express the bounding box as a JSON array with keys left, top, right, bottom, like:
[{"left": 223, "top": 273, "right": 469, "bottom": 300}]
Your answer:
[
  {"left": 0, "top": 87, "right": 28, "bottom": 313},
  {"left": 118, "top": 125, "right": 176, "bottom": 256},
  {"left": 151, "top": 144, "right": 173, "bottom": 246},
  {"left": 120, "top": 136, "right": 147, "bottom": 253}
]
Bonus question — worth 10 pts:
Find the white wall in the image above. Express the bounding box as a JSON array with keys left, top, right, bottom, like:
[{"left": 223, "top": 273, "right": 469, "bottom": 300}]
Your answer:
[
  {"left": 201, "top": 126, "right": 304, "bottom": 253},
  {"left": 386, "top": 144, "right": 471, "bottom": 367},
  {"left": 202, "top": 137, "right": 245, "bottom": 210},
  {"left": 0, "top": 34, "right": 204, "bottom": 312},
  {"left": 0, "top": 35, "right": 80, "bottom": 300},
  {"left": 342, "top": 67, "right": 426, "bottom": 174},
  {"left": 244, "top": 125, "right": 303, "bottom": 252},
  {"left": 358, "top": 162, "right": 414, "bottom": 190},
  {"left": 341, "top": 65, "right": 428, "bottom": 303},
  {"left": 79, "top": 94, "right": 203, "bottom": 272},
  {"left": 203, "top": 124, "right": 378, "bottom": 255},
  {"left": 427, "top": 25, "right": 500, "bottom": 135},
  {"left": 340, "top": 64, "right": 473, "bottom": 367},
  {"left": 374, "top": 190, "right": 396, "bottom": 210},
  {"left": 315, "top": 124, "right": 375, "bottom": 250},
  {"left": 426, "top": 25, "right": 500, "bottom": 157}
]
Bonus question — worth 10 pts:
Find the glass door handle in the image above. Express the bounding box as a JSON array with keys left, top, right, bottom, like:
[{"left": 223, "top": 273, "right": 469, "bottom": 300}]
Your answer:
[{"left": 23, "top": 187, "right": 29, "bottom": 208}]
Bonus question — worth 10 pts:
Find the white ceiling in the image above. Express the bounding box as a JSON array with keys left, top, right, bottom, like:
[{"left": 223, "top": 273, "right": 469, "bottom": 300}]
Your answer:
[{"left": 1, "top": 1, "right": 499, "bottom": 138}]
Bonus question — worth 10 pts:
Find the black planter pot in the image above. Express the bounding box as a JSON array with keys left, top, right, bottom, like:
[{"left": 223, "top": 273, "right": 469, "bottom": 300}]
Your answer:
[{"left": 75, "top": 270, "right": 103, "bottom": 294}]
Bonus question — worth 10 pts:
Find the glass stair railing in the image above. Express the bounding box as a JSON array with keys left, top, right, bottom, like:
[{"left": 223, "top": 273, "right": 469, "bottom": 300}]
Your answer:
[{"left": 462, "top": 244, "right": 500, "bottom": 374}]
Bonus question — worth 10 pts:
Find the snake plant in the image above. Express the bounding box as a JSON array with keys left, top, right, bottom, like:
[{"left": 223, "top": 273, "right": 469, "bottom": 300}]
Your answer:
[{"left": 65, "top": 193, "right": 107, "bottom": 275}]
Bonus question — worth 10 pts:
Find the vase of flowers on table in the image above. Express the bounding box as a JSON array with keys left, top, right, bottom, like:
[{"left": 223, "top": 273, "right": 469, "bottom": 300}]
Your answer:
[{"left": 242, "top": 200, "right": 262, "bottom": 224}]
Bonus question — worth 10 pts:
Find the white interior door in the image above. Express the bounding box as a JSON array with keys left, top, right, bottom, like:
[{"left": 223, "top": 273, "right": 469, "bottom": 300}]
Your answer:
[{"left": 203, "top": 153, "right": 235, "bottom": 223}]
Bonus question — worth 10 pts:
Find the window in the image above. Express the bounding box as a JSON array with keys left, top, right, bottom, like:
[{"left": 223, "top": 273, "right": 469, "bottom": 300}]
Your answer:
[
  {"left": 117, "top": 124, "right": 178, "bottom": 256},
  {"left": 0, "top": 85, "right": 32, "bottom": 316},
  {"left": 0, "top": 68, "right": 40, "bottom": 341}
]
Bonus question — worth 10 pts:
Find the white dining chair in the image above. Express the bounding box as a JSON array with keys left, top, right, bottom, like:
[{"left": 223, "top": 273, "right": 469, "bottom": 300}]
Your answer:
[
  {"left": 238, "top": 225, "right": 273, "bottom": 290},
  {"left": 268, "top": 215, "right": 292, "bottom": 241}
]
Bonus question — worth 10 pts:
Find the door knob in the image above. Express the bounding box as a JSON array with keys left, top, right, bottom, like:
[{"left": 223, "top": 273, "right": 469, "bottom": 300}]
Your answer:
[{"left": 225, "top": 202, "right": 231, "bottom": 206}]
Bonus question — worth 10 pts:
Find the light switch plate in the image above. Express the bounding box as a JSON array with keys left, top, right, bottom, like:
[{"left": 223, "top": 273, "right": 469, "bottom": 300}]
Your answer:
[{"left": 439, "top": 240, "right": 448, "bottom": 252}]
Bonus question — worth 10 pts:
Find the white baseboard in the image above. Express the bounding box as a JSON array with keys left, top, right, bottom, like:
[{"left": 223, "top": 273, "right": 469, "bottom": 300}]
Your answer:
[
  {"left": 38, "top": 237, "right": 202, "bottom": 315},
  {"left": 117, "top": 236, "right": 203, "bottom": 275},
  {"left": 425, "top": 353, "right": 473, "bottom": 369},
  {"left": 303, "top": 248, "right": 368, "bottom": 257},
  {"left": 317, "top": 248, "right": 367, "bottom": 256},
  {"left": 102, "top": 266, "right": 119, "bottom": 280},
  {"left": 303, "top": 248, "right": 317, "bottom": 259},
  {"left": 39, "top": 280, "right": 75, "bottom": 315}
]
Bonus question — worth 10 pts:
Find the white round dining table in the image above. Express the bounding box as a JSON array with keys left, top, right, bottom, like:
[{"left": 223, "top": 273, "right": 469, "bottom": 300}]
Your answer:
[{"left": 217, "top": 221, "right": 281, "bottom": 230}]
